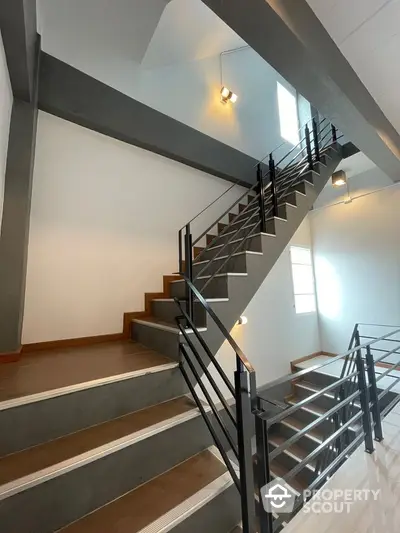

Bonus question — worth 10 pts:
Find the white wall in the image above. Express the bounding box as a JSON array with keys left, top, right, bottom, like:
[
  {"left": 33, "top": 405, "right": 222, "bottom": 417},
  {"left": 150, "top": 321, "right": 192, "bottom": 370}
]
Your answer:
[
  {"left": 216, "top": 216, "right": 321, "bottom": 388},
  {"left": 0, "top": 30, "right": 13, "bottom": 228},
  {"left": 310, "top": 167, "right": 400, "bottom": 355},
  {"left": 22, "top": 111, "right": 245, "bottom": 343}
]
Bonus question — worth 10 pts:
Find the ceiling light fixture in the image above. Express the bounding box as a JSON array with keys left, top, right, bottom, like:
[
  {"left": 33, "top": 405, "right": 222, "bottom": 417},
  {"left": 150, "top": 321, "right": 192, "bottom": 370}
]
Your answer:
[
  {"left": 332, "top": 170, "right": 347, "bottom": 188},
  {"left": 237, "top": 316, "right": 248, "bottom": 325},
  {"left": 220, "top": 86, "right": 238, "bottom": 105}
]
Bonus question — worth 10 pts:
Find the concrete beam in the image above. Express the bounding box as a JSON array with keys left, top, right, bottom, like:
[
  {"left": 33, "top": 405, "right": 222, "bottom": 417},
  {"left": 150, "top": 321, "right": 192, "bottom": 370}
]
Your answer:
[
  {"left": 0, "top": 0, "right": 37, "bottom": 101},
  {"left": 202, "top": 0, "right": 400, "bottom": 181}
]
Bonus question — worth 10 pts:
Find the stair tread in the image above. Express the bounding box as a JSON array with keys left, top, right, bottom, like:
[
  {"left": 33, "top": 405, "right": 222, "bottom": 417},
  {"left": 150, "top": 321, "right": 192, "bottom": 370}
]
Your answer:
[
  {"left": 59, "top": 449, "right": 227, "bottom": 533},
  {"left": 281, "top": 416, "right": 324, "bottom": 443},
  {"left": 269, "top": 435, "right": 316, "bottom": 469},
  {"left": 0, "top": 341, "right": 171, "bottom": 404},
  {"left": 270, "top": 461, "right": 307, "bottom": 494},
  {"left": 0, "top": 396, "right": 196, "bottom": 487},
  {"left": 288, "top": 398, "right": 326, "bottom": 416}
]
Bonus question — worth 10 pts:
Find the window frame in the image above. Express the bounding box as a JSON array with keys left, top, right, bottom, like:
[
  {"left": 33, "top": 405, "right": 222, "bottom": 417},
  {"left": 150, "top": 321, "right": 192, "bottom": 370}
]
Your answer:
[{"left": 289, "top": 245, "right": 317, "bottom": 315}]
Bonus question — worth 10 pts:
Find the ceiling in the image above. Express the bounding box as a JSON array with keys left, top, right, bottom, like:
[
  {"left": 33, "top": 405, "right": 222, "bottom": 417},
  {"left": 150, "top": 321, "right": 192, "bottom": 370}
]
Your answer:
[
  {"left": 37, "top": 0, "right": 172, "bottom": 63},
  {"left": 142, "top": 0, "right": 246, "bottom": 69},
  {"left": 305, "top": 0, "right": 400, "bottom": 135}
]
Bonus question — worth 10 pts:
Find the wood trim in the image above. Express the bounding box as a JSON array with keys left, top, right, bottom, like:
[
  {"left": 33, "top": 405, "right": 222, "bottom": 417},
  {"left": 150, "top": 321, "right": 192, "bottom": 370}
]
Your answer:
[
  {"left": 22, "top": 333, "right": 125, "bottom": 353},
  {"left": 0, "top": 350, "right": 21, "bottom": 363},
  {"left": 290, "top": 351, "right": 324, "bottom": 373},
  {"left": 123, "top": 311, "right": 149, "bottom": 339}
]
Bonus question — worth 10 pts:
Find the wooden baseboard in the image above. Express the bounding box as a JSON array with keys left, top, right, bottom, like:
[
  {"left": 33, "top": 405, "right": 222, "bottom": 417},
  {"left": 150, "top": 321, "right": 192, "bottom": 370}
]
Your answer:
[
  {"left": 0, "top": 350, "right": 21, "bottom": 363},
  {"left": 290, "top": 351, "right": 324, "bottom": 373},
  {"left": 22, "top": 333, "right": 125, "bottom": 353}
]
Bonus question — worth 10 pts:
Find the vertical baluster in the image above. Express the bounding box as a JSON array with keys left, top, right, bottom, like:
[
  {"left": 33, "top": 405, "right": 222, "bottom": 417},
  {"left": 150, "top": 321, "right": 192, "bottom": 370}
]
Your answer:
[
  {"left": 184, "top": 223, "right": 194, "bottom": 327},
  {"left": 331, "top": 124, "right": 337, "bottom": 143},
  {"left": 305, "top": 125, "right": 314, "bottom": 171},
  {"left": 257, "top": 164, "right": 267, "bottom": 233},
  {"left": 312, "top": 119, "right": 321, "bottom": 162},
  {"left": 255, "top": 398, "right": 273, "bottom": 533},
  {"left": 235, "top": 358, "right": 257, "bottom": 533},
  {"left": 355, "top": 350, "right": 374, "bottom": 453},
  {"left": 365, "top": 345, "right": 384, "bottom": 442},
  {"left": 269, "top": 154, "right": 278, "bottom": 218}
]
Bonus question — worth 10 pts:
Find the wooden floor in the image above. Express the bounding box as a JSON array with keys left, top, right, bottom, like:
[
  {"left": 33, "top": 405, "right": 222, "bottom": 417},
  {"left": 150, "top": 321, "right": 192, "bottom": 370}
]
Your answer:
[
  {"left": 59, "top": 450, "right": 226, "bottom": 533},
  {"left": 0, "top": 341, "right": 171, "bottom": 402},
  {"left": 0, "top": 396, "right": 195, "bottom": 486}
]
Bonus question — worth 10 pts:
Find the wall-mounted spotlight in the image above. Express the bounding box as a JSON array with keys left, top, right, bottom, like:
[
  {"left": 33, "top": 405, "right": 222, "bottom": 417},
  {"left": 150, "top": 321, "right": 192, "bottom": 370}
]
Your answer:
[
  {"left": 237, "top": 316, "right": 248, "bottom": 325},
  {"left": 331, "top": 170, "right": 347, "bottom": 188},
  {"left": 220, "top": 86, "right": 238, "bottom": 105}
]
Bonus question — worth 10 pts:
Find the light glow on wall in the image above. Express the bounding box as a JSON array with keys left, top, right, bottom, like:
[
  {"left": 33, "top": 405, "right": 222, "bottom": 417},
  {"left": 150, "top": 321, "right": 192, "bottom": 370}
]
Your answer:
[{"left": 314, "top": 255, "right": 342, "bottom": 320}]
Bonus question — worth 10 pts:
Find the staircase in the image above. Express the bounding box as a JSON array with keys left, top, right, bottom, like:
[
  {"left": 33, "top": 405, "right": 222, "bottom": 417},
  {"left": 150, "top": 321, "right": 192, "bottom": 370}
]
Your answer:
[{"left": 0, "top": 118, "right": 349, "bottom": 532}]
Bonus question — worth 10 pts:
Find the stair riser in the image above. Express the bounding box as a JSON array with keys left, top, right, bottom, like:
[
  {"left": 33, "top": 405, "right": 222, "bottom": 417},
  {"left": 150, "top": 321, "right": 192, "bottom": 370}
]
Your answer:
[
  {"left": 193, "top": 252, "right": 249, "bottom": 279},
  {"left": 278, "top": 424, "right": 321, "bottom": 455},
  {"left": 171, "top": 483, "right": 240, "bottom": 533},
  {"left": 269, "top": 443, "right": 316, "bottom": 486},
  {"left": 132, "top": 322, "right": 181, "bottom": 360},
  {"left": 224, "top": 217, "right": 275, "bottom": 240},
  {"left": 0, "top": 415, "right": 213, "bottom": 533},
  {"left": 199, "top": 234, "right": 263, "bottom": 262},
  {"left": 0, "top": 367, "right": 184, "bottom": 456},
  {"left": 230, "top": 202, "right": 287, "bottom": 226},
  {"left": 169, "top": 276, "right": 229, "bottom": 300},
  {"left": 294, "top": 370, "right": 339, "bottom": 390},
  {"left": 290, "top": 408, "right": 335, "bottom": 436},
  {"left": 294, "top": 386, "right": 338, "bottom": 412},
  {"left": 151, "top": 300, "right": 207, "bottom": 328}
]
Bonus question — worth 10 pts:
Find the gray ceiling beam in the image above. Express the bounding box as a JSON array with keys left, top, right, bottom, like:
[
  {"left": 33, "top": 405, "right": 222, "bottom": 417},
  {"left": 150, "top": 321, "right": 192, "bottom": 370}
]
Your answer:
[
  {"left": 0, "top": 0, "right": 37, "bottom": 102},
  {"left": 202, "top": 0, "right": 400, "bottom": 181}
]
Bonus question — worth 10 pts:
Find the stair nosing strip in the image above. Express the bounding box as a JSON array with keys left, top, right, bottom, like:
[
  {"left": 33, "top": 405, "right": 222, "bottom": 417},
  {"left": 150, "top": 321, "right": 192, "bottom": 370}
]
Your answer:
[
  {"left": 132, "top": 319, "right": 207, "bottom": 334},
  {"left": 0, "top": 404, "right": 210, "bottom": 501},
  {"left": 136, "top": 469, "right": 234, "bottom": 533},
  {"left": 269, "top": 438, "right": 315, "bottom": 472},
  {"left": 205, "top": 232, "right": 276, "bottom": 252},
  {"left": 0, "top": 362, "right": 178, "bottom": 412},
  {"left": 280, "top": 419, "right": 323, "bottom": 444}
]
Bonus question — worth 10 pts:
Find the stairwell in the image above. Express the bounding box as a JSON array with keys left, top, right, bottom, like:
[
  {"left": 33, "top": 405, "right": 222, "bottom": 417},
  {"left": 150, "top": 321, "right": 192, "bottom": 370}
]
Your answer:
[{"left": 0, "top": 122, "right": 345, "bottom": 532}]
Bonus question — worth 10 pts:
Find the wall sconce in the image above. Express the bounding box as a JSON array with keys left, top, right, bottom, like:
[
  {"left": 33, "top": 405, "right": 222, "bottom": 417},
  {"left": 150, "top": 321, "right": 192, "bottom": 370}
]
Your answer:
[
  {"left": 237, "top": 316, "right": 248, "bottom": 325},
  {"left": 220, "top": 86, "right": 238, "bottom": 105},
  {"left": 331, "top": 170, "right": 347, "bottom": 188}
]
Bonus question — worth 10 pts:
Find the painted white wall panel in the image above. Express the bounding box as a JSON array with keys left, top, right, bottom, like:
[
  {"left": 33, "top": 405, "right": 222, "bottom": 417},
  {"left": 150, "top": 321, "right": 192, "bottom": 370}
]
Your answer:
[{"left": 0, "top": 29, "right": 13, "bottom": 228}]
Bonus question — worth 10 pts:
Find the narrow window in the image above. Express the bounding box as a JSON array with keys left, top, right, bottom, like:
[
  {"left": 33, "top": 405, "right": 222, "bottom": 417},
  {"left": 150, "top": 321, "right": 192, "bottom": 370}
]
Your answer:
[
  {"left": 277, "top": 82, "right": 300, "bottom": 145},
  {"left": 290, "top": 246, "right": 316, "bottom": 314}
]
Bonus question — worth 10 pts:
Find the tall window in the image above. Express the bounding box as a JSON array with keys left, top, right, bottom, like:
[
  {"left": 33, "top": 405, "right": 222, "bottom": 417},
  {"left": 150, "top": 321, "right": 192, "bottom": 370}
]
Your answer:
[
  {"left": 290, "top": 246, "right": 316, "bottom": 314},
  {"left": 277, "top": 82, "right": 299, "bottom": 145}
]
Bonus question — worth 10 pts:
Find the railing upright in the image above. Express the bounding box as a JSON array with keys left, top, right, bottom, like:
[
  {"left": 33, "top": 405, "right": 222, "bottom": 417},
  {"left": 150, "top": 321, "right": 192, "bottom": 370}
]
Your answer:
[
  {"left": 257, "top": 163, "right": 267, "bottom": 233},
  {"left": 331, "top": 124, "right": 337, "bottom": 143},
  {"left": 365, "top": 345, "right": 384, "bottom": 442},
  {"left": 184, "top": 224, "right": 194, "bottom": 327},
  {"left": 305, "top": 125, "right": 314, "bottom": 171},
  {"left": 312, "top": 119, "right": 321, "bottom": 162},
  {"left": 355, "top": 349, "right": 374, "bottom": 453},
  {"left": 235, "top": 358, "right": 257, "bottom": 533},
  {"left": 255, "top": 399, "right": 273, "bottom": 533},
  {"left": 269, "top": 154, "right": 278, "bottom": 217}
]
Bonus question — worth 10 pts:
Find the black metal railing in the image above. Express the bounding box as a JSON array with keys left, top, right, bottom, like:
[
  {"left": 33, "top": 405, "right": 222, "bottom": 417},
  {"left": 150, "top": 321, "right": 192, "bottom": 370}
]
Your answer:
[
  {"left": 178, "top": 116, "right": 342, "bottom": 325},
  {"left": 256, "top": 324, "right": 400, "bottom": 532}
]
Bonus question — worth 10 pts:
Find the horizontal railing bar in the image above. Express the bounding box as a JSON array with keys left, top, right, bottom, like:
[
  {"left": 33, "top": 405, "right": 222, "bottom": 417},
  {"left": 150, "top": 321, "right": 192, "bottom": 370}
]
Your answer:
[
  {"left": 266, "top": 387, "right": 361, "bottom": 433},
  {"left": 179, "top": 361, "right": 241, "bottom": 491},
  {"left": 181, "top": 275, "right": 255, "bottom": 377},
  {"left": 180, "top": 344, "right": 239, "bottom": 458},
  {"left": 360, "top": 335, "right": 400, "bottom": 344},
  {"left": 174, "top": 306, "right": 236, "bottom": 398},
  {"left": 358, "top": 322, "right": 400, "bottom": 328},
  {"left": 370, "top": 347, "right": 400, "bottom": 355},
  {"left": 381, "top": 394, "right": 400, "bottom": 418},
  {"left": 375, "top": 358, "right": 400, "bottom": 382},
  {"left": 377, "top": 373, "right": 400, "bottom": 400},
  {"left": 371, "top": 342, "right": 400, "bottom": 364},
  {"left": 268, "top": 394, "right": 362, "bottom": 461},
  {"left": 265, "top": 370, "right": 359, "bottom": 428},
  {"left": 262, "top": 327, "right": 400, "bottom": 391},
  {"left": 282, "top": 410, "right": 363, "bottom": 484},
  {"left": 193, "top": 182, "right": 260, "bottom": 247},
  {"left": 176, "top": 318, "right": 237, "bottom": 427}
]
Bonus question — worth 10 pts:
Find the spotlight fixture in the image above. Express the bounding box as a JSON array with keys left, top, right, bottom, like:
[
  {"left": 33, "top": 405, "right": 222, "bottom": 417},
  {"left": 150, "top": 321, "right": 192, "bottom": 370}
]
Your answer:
[
  {"left": 237, "top": 316, "right": 248, "bottom": 325},
  {"left": 332, "top": 170, "right": 347, "bottom": 188},
  {"left": 220, "top": 86, "right": 238, "bottom": 104}
]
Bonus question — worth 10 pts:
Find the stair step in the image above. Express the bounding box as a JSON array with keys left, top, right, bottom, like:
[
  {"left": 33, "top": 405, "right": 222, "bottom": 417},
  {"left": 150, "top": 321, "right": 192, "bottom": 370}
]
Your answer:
[
  {"left": 58, "top": 449, "right": 231, "bottom": 533},
  {"left": 281, "top": 416, "right": 324, "bottom": 444},
  {"left": 0, "top": 396, "right": 196, "bottom": 489},
  {"left": 269, "top": 460, "right": 307, "bottom": 494},
  {"left": 269, "top": 435, "right": 316, "bottom": 471}
]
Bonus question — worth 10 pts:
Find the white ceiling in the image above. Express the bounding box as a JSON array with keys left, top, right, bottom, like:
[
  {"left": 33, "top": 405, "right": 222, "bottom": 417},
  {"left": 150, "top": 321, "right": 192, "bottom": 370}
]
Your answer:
[
  {"left": 38, "top": 0, "right": 171, "bottom": 63},
  {"left": 306, "top": 0, "right": 400, "bottom": 135},
  {"left": 142, "top": 0, "right": 246, "bottom": 69}
]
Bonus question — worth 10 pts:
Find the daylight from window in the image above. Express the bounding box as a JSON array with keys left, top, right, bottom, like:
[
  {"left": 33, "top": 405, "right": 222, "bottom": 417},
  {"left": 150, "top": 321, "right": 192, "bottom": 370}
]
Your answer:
[
  {"left": 290, "top": 246, "right": 316, "bottom": 314},
  {"left": 277, "top": 82, "right": 300, "bottom": 146}
]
